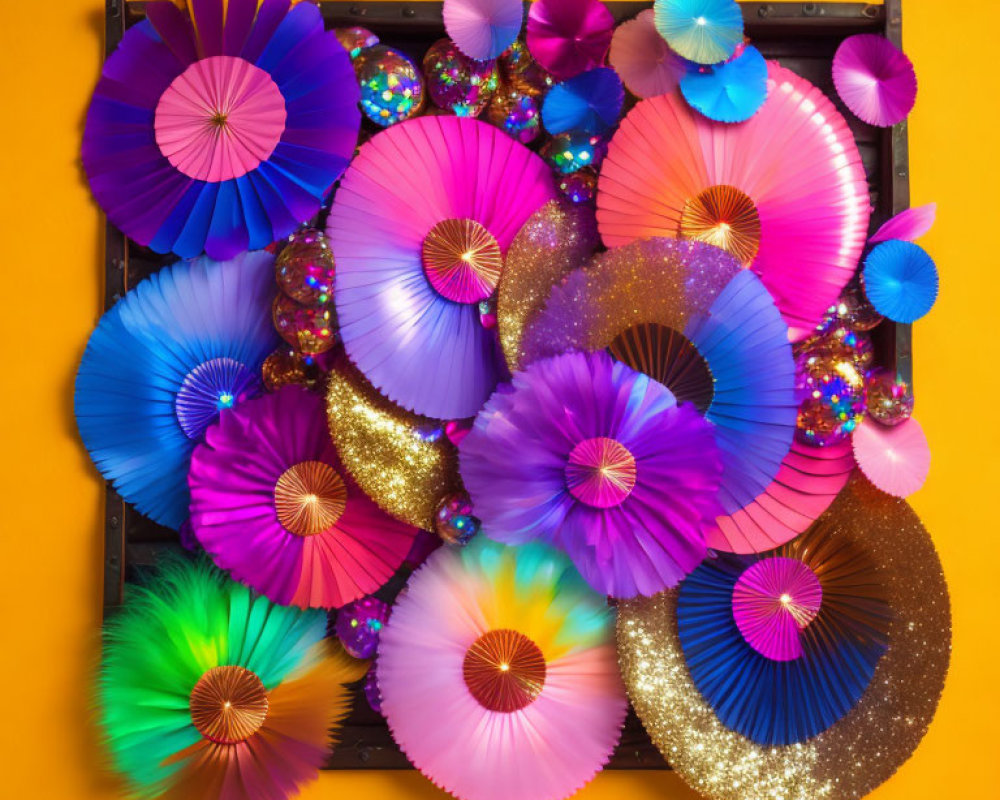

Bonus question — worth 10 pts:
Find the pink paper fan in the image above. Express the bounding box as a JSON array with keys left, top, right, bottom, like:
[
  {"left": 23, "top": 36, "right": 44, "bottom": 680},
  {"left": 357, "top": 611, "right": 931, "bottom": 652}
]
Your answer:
[
  {"left": 444, "top": 0, "right": 523, "bottom": 61},
  {"left": 706, "top": 438, "right": 855, "bottom": 554},
  {"left": 852, "top": 416, "right": 930, "bottom": 498},
  {"left": 833, "top": 34, "right": 917, "bottom": 127},
  {"left": 609, "top": 9, "right": 688, "bottom": 99},
  {"left": 870, "top": 203, "right": 937, "bottom": 244},
  {"left": 526, "top": 0, "right": 615, "bottom": 80}
]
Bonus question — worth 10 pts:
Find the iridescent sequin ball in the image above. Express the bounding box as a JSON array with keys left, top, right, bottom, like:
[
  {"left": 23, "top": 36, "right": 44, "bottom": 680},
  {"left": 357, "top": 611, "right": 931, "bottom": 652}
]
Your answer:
[
  {"left": 335, "top": 596, "right": 390, "bottom": 660},
  {"left": 275, "top": 228, "right": 336, "bottom": 306},
  {"left": 542, "top": 132, "right": 607, "bottom": 174},
  {"left": 866, "top": 368, "right": 915, "bottom": 426},
  {"left": 423, "top": 38, "right": 498, "bottom": 117},
  {"left": 795, "top": 349, "right": 868, "bottom": 446},
  {"left": 355, "top": 45, "right": 425, "bottom": 127},
  {"left": 434, "top": 492, "right": 481, "bottom": 545}
]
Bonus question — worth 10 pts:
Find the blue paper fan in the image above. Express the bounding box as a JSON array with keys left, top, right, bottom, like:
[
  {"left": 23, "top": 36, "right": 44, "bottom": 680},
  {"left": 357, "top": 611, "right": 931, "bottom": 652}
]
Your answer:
[
  {"left": 680, "top": 44, "right": 767, "bottom": 122},
  {"left": 862, "top": 240, "right": 939, "bottom": 323},
  {"left": 685, "top": 269, "right": 798, "bottom": 515},
  {"left": 677, "top": 523, "right": 891, "bottom": 746},
  {"left": 542, "top": 67, "right": 625, "bottom": 136},
  {"left": 74, "top": 252, "right": 278, "bottom": 530},
  {"left": 653, "top": 0, "right": 744, "bottom": 65}
]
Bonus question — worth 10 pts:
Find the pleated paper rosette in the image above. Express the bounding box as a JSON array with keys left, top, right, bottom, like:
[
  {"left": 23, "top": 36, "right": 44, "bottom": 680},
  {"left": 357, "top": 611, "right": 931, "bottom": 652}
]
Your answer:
[
  {"left": 609, "top": 9, "right": 688, "bottom": 99},
  {"left": 653, "top": 0, "right": 744, "bottom": 65},
  {"left": 378, "top": 537, "right": 627, "bottom": 800},
  {"left": 82, "top": 0, "right": 361, "bottom": 260},
  {"left": 863, "top": 239, "right": 939, "bottom": 323},
  {"left": 852, "top": 416, "right": 930, "bottom": 498},
  {"left": 597, "top": 63, "right": 872, "bottom": 339},
  {"left": 443, "top": 0, "right": 523, "bottom": 61},
  {"left": 833, "top": 33, "right": 917, "bottom": 127},
  {"left": 189, "top": 386, "right": 419, "bottom": 609},
  {"left": 526, "top": 0, "right": 615, "bottom": 79}
]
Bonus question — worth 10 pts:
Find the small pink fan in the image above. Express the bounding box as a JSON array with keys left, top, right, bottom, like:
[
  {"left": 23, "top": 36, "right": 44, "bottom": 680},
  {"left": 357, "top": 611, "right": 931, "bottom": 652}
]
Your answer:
[
  {"left": 526, "top": 0, "right": 615, "bottom": 79},
  {"left": 444, "top": 0, "right": 523, "bottom": 60},
  {"left": 597, "top": 63, "right": 872, "bottom": 340},
  {"left": 706, "top": 438, "right": 855, "bottom": 554},
  {"left": 833, "top": 34, "right": 917, "bottom": 127},
  {"left": 870, "top": 203, "right": 937, "bottom": 244},
  {"left": 852, "top": 416, "right": 930, "bottom": 498},
  {"left": 609, "top": 9, "right": 688, "bottom": 99}
]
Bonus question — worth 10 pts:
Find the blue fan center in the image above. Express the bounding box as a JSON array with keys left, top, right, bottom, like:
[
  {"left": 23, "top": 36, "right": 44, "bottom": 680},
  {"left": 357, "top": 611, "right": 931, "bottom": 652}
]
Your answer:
[{"left": 175, "top": 357, "right": 261, "bottom": 440}]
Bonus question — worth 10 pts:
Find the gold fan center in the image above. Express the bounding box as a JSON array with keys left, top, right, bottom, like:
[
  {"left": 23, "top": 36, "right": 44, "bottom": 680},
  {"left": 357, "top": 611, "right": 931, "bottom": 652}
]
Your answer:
[
  {"left": 463, "top": 628, "right": 547, "bottom": 713},
  {"left": 274, "top": 460, "right": 347, "bottom": 536},
  {"left": 679, "top": 184, "right": 761, "bottom": 266},
  {"left": 189, "top": 665, "right": 268, "bottom": 744}
]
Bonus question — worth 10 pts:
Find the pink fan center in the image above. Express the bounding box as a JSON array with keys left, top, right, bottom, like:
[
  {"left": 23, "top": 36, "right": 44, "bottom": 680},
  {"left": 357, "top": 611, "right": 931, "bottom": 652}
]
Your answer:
[
  {"left": 732, "top": 557, "right": 822, "bottom": 662},
  {"left": 565, "top": 437, "right": 637, "bottom": 509},
  {"left": 155, "top": 55, "right": 286, "bottom": 182}
]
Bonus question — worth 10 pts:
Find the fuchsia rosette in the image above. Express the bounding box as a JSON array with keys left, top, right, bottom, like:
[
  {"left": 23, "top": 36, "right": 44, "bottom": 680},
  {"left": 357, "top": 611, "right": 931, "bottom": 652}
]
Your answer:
[
  {"left": 460, "top": 350, "right": 723, "bottom": 598},
  {"left": 833, "top": 33, "right": 917, "bottom": 127},
  {"left": 82, "top": 0, "right": 361, "bottom": 260},
  {"left": 526, "top": 0, "right": 615, "bottom": 79},
  {"left": 189, "top": 386, "right": 419, "bottom": 609}
]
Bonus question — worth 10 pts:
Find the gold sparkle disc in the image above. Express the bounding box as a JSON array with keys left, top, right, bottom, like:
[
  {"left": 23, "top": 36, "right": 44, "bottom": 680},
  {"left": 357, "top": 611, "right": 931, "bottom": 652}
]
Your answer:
[
  {"left": 679, "top": 184, "right": 761, "bottom": 266},
  {"left": 463, "top": 628, "right": 547, "bottom": 713},
  {"left": 189, "top": 665, "right": 268, "bottom": 744},
  {"left": 274, "top": 460, "right": 347, "bottom": 536},
  {"left": 421, "top": 218, "right": 503, "bottom": 303}
]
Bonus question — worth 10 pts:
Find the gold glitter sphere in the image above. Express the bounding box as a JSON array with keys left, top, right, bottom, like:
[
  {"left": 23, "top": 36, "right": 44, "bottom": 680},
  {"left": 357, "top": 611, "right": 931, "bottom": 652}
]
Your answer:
[
  {"left": 618, "top": 475, "right": 950, "bottom": 800},
  {"left": 261, "top": 348, "right": 321, "bottom": 391},
  {"left": 325, "top": 362, "right": 463, "bottom": 530}
]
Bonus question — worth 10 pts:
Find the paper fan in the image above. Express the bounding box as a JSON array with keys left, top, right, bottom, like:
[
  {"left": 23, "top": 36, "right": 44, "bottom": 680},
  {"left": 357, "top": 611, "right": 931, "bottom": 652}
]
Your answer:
[
  {"left": 189, "top": 386, "right": 419, "bottom": 608},
  {"left": 82, "top": 0, "right": 360, "bottom": 260},
  {"left": 680, "top": 44, "right": 767, "bottom": 122},
  {"left": 461, "top": 350, "right": 723, "bottom": 598},
  {"left": 327, "top": 116, "right": 555, "bottom": 420},
  {"left": 870, "top": 203, "right": 937, "bottom": 244},
  {"left": 378, "top": 537, "right": 627, "bottom": 800},
  {"left": 653, "top": 0, "right": 744, "bottom": 65},
  {"left": 862, "top": 240, "right": 939, "bottom": 323},
  {"left": 852, "top": 416, "right": 930, "bottom": 498},
  {"left": 676, "top": 521, "right": 890, "bottom": 745},
  {"left": 833, "top": 33, "right": 917, "bottom": 127},
  {"left": 705, "top": 438, "right": 855, "bottom": 554},
  {"left": 542, "top": 67, "right": 624, "bottom": 136},
  {"left": 521, "top": 238, "right": 798, "bottom": 527},
  {"left": 443, "top": 0, "right": 523, "bottom": 61},
  {"left": 609, "top": 9, "right": 688, "bottom": 99},
  {"left": 74, "top": 252, "right": 277, "bottom": 530},
  {"left": 597, "top": 63, "right": 872, "bottom": 339},
  {"left": 99, "top": 557, "right": 367, "bottom": 800},
  {"left": 526, "top": 0, "right": 615, "bottom": 80}
]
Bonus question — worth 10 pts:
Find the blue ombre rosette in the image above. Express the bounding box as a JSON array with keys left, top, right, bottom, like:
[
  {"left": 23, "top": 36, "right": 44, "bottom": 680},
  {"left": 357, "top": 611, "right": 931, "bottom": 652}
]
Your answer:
[
  {"left": 680, "top": 44, "right": 768, "bottom": 122},
  {"left": 542, "top": 67, "right": 625, "bottom": 136},
  {"left": 653, "top": 0, "right": 744, "bottom": 65},
  {"left": 863, "top": 240, "right": 939, "bottom": 323}
]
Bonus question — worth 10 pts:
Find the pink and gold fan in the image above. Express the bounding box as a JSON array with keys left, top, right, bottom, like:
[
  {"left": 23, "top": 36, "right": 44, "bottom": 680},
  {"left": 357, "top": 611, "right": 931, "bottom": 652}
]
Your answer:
[{"left": 597, "top": 63, "right": 871, "bottom": 340}]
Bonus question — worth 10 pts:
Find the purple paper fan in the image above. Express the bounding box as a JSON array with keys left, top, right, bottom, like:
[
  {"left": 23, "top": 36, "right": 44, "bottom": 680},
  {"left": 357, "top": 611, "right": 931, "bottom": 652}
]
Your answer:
[
  {"left": 460, "top": 350, "right": 723, "bottom": 598},
  {"left": 833, "top": 34, "right": 917, "bottom": 127}
]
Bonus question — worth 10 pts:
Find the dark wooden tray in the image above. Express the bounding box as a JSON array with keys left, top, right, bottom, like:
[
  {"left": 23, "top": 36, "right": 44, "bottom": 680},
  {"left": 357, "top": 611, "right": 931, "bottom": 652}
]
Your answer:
[{"left": 100, "top": 0, "right": 911, "bottom": 771}]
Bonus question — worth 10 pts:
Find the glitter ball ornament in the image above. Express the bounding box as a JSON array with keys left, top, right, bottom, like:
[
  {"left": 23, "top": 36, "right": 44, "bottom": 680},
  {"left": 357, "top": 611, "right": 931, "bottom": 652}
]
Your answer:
[
  {"left": 541, "top": 132, "right": 607, "bottom": 174},
  {"left": 796, "top": 350, "right": 868, "bottom": 446},
  {"left": 364, "top": 667, "right": 383, "bottom": 713},
  {"left": 486, "top": 87, "right": 541, "bottom": 143},
  {"left": 261, "top": 348, "right": 322, "bottom": 391},
  {"left": 276, "top": 229, "right": 336, "bottom": 306},
  {"left": 355, "top": 45, "right": 425, "bottom": 126},
  {"left": 821, "top": 279, "right": 884, "bottom": 333},
  {"left": 434, "top": 492, "right": 481, "bottom": 545},
  {"left": 866, "top": 368, "right": 915, "bottom": 427},
  {"left": 802, "top": 325, "right": 874, "bottom": 372},
  {"left": 272, "top": 294, "right": 336, "bottom": 355},
  {"left": 500, "top": 39, "right": 556, "bottom": 97},
  {"left": 423, "top": 38, "right": 499, "bottom": 116},
  {"left": 335, "top": 596, "right": 390, "bottom": 659},
  {"left": 336, "top": 26, "right": 379, "bottom": 59},
  {"left": 557, "top": 167, "right": 598, "bottom": 204}
]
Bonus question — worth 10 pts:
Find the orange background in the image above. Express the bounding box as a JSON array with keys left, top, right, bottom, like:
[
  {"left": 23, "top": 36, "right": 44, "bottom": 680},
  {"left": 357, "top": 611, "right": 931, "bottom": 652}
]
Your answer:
[{"left": 0, "top": 1, "right": 996, "bottom": 798}]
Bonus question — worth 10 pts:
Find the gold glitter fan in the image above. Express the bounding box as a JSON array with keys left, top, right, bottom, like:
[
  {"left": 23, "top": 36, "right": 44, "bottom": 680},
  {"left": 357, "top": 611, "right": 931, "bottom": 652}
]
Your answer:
[{"left": 617, "top": 475, "right": 950, "bottom": 800}]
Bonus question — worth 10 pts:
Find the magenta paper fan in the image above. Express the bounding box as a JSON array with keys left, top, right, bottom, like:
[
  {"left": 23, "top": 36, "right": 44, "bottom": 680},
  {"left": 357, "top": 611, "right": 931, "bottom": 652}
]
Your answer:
[
  {"left": 526, "top": 0, "right": 615, "bottom": 80},
  {"left": 852, "top": 416, "right": 930, "bottom": 498},
  {"left": 597, "top": 63, "right": 872, "bottom": 340},
  {"left": 82, "top": 0, "right": 361, "bottom": 261},
  {"left": 870, "top": 203, "right": 937, "bottom": 244},
  {"left": 609, "top": 9, "right": 688, "bottom": 99},
  {"left": 460, "top": 350, "right": 723, "bottom": 598},
  {"left": 444, "top": 0, "right": 523, "bottom": 60},
  {"left": 188, "top": 386, "right": 419, "bottom": 608},
  {"left": 833, "top": 34, "right": 917, "bottom": 127},
  {"left": 327, "top": 116, "right": 556, "bottom": 420}
]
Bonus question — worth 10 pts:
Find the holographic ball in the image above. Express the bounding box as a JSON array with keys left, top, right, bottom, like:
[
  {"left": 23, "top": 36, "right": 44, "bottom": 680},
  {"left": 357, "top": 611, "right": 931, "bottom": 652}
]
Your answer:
[
  {"left": 541, "top": 132, "right": 607, "bottom": 174},
  {"left": 820, "top": 279, "right": 884, "bottom": 333},
  {"left": 423, "top": 38, "right": 499, "bottom": 116},
  {"left": 355, "top": 45, "right": 425, "bottom": 127},
  {"left": 364, "top": 667, "right": 383, "bottom": 713},
  {"left": 272, "top": 295, "right": 337, "bottom": 355},
  {"left": 500, "top": 39, "right": 555, "bottom": 97},
  {"left": 335, "top": 597, "right": 390, "bottom": 660},
  {"left": 485, "top": 88, "right": 541, "bottom": 144},
  {"left": 478, "top": 296, "right": 497, "bottom": 329},
  {"left": 795, "top": 351, "right": 868, "bottom": 446},
  {"left": 261, "top": 348, "right": 320, "bottom": 391},
  {"left": 433, "top": 492, "right": 481, "bottom": 545},
  {"left": 335, "top": 26, "right": 379, "bottom": 59},
  {"left": 557, "top": 167, "right": 598, "bottom": 204},
  {"left": 796, "top": 325, "right": 874, "bottom": 373},
  {"left": 275, "top": 228, "right": 336, "bottom": 306},
  {"left": 865, "top": 368, "right": 915, "bottom": 427}
]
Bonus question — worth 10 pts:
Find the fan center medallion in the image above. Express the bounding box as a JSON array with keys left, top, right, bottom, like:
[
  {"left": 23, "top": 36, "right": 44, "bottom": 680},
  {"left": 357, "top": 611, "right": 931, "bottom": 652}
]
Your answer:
[
  {"left": 155, "top": 55, "right": 287, "bottom": 182},
  {"left": 175, "top": 357, "right": 260, "bottom": 440},
  {"left": 679, "top": 184, "right": 761, "bottom": 266},
  {"left": 274, "top": 460, "right": 347, "bottom": 536},
  {"left": 421, "top": 218, "right": 503, "bottom": 303},
  {"left": 189, "top": 665, "right": 269, "bottom": 744},
  {"left": 463, "top": 629, "right": 547, "bottom": 713},
  {"left": 731, "top": 557, "right": 823, "bottom": 662},
  {"left": 565, "top": 437, "right": 637, "bottom": 509}
]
